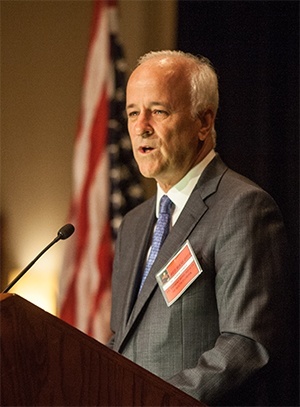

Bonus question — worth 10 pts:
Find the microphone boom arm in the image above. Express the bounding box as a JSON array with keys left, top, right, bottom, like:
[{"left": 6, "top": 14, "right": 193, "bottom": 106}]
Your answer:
[{"left": 2, "top": 224, "right": 74, "bottom": 293}]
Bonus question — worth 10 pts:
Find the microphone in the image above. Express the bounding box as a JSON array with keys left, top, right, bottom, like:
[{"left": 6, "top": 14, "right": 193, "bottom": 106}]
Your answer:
[{"left": 2, "top": 224, "right": 75, "bottom": 293}]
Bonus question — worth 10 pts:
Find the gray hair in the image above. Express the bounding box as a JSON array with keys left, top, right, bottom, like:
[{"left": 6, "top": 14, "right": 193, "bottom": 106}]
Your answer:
[{"left": 137, "top": 50, "right": 219, "bottom": 145}]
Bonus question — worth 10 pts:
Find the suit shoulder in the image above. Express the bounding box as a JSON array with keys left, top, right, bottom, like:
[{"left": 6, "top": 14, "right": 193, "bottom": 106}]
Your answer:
[
  {"left": 202, "top": 155, "right": 279, "bottom": 208},
  {"left": 223, "top": 168, "right": 262, "bottom": 191}
]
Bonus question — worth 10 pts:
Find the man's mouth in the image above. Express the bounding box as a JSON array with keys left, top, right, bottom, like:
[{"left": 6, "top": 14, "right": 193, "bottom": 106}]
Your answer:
[{"left": 139, "top": 146, "right": 154, "bottom": 154}]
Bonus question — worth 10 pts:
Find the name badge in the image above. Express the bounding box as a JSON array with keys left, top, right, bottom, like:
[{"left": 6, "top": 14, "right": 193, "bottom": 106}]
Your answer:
[{"left": 156, "top": 240, "right": 203, "bottom": 306}]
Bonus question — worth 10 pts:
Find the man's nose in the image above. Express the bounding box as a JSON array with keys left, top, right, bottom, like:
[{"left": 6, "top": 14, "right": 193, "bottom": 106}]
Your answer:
[{"left": 135, "top": 112, "right": 154, "bottom": 137}]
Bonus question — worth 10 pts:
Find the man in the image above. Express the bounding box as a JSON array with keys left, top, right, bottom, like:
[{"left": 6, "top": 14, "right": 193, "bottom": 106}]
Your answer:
[{"left": 107, "top": 50, "right": 289, "bottom": 405}]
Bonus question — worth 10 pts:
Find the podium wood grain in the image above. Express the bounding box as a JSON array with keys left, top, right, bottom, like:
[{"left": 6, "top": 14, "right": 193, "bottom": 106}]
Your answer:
[{"left": 0, "top": 294, "right": 204, "bottom": 406}]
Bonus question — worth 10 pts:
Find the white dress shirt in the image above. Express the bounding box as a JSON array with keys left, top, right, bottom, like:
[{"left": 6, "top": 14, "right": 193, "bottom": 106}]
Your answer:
[{"left": 156, "top": 149, "right": 216, "bottom": 226}]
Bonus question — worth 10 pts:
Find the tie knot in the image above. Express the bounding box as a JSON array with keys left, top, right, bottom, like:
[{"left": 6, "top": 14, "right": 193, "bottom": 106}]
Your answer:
[{"left": 159, "top": 195, "right": 172, "bottom": 215}]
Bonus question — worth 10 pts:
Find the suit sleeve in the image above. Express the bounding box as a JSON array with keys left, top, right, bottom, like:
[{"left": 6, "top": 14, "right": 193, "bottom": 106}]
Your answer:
[{"left": 167, "top": 187, "right": 288, "bottom": 404}]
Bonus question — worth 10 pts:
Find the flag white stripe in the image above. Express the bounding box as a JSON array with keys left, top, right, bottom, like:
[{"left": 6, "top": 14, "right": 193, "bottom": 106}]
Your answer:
[{"left": 75, "top": 150, "right": 109, "bottom": 332}]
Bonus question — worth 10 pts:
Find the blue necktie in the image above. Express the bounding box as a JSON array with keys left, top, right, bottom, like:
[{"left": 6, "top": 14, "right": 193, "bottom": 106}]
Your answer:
[{"left": 139, "top": 195, "right": 173, "bottom": 292}]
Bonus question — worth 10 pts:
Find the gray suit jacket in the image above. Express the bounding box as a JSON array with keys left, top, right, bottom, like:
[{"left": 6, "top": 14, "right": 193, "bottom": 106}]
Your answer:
[{"left": 108, "top": 155, "right": 289, "bottom": 405}]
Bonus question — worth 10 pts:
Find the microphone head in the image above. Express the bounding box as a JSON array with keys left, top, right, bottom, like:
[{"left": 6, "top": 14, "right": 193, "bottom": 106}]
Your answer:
[{"left": 57, "top": 224, "right": 75, "bottom": 240}]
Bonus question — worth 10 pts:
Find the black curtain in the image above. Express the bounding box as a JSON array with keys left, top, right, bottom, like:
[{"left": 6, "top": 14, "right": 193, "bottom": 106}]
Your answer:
[{"left": 177, "top": 1, "right": 299, "bottom": 405}]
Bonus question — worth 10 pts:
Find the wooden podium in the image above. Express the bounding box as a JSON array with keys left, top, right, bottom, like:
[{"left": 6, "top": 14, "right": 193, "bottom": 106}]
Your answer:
[{"left": 0, "top": 294, "right": 205, "bottom": 406}]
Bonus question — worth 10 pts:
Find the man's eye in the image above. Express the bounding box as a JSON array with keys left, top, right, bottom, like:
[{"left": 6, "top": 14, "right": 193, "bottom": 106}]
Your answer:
[
  {"left": 127, "top": 111, "right": 138, "bottom": 118},
  {"left": 153, "top": 109, "right": 168, "bottom": 116}
]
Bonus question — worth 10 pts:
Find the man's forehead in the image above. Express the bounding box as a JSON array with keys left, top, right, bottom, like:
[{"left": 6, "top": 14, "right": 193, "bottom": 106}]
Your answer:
[
  {"left": 127, "top": 64, "right": 187, "bottom": 93},
  {"left": 132, "top": 56, "right": 187, "bottom": 77}
]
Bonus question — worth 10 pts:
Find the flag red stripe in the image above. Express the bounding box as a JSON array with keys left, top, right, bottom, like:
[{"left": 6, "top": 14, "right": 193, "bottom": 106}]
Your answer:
[{"left": 87, "top": 219, "right": 113, "bottom": 335}]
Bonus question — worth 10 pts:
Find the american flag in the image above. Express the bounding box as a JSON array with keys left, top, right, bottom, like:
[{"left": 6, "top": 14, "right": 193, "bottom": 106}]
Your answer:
[{"left": 59, "top": 0, "right": 144, "bottom": 343}]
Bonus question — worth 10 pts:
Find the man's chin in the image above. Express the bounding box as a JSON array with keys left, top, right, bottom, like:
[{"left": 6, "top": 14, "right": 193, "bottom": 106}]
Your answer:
[{"left": 138, "top": 165, "right": 159, "bottom": 180}]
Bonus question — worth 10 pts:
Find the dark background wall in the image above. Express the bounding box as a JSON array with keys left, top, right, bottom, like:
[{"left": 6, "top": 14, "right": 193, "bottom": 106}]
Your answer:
[{"left": 177, "top": 1, "right": 298, "bottom": 405}]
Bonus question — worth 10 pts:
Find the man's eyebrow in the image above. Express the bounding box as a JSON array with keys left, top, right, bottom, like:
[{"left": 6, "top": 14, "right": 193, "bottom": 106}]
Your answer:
[
  {"left": 126, "top": 103, "right": 136, "bottom": 110},
  {"left": 126, "top": 102, "right": 168, "bottom": 110}
]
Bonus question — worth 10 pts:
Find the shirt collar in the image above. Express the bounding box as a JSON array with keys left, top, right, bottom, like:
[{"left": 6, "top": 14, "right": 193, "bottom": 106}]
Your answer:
[{"left": 156, "top": 149, "right": 216, "bottom": 224}]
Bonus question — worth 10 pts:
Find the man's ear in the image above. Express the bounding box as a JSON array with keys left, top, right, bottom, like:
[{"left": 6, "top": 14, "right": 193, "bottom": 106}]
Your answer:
[{"left": 197, "top": 109, "right": 215, "bottom": 141}]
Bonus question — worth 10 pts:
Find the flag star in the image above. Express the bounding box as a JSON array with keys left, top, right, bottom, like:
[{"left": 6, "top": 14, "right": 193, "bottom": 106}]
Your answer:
[
  {"left": 111, "top": 216, "right": 123, "bottom": 231},
  {"left": 109, "top": 119, "right": 121, "bottom": 130},
  {"left": 116, "top": 58, "right": 127, "bottom": 72},
  {"left": 108, "top": 143, "right": 119, "bottom": 155},
  {"left": 128, "top": 185, "right": 145, "bottom": 198},
  {"left": 110, "top": 167, "right": 121, "bottom": 181},
  {"left": 111, "top": 191, "right": 124, "bottom": 207},
  {"left": 115, "top": 88, "right": 125, "bottom": 101},
  {"left": 120, "top": 137, "right": 131, "bottom": 149}
]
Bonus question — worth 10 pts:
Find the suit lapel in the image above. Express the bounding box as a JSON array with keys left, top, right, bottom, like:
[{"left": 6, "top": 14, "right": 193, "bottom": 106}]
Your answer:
[
  {"left": 120, "top": 197, "right": 156, "bottom": 325},
  {"left": 117, "top": 154, "right": 228, "bottom": 352},
  {"left": 128, "top": 190, "right": 207, "bottom": 313}
]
